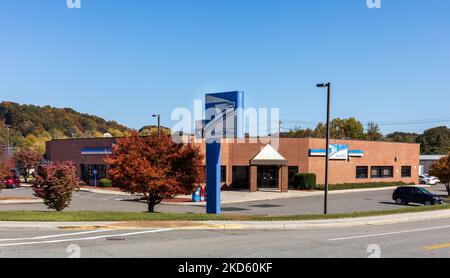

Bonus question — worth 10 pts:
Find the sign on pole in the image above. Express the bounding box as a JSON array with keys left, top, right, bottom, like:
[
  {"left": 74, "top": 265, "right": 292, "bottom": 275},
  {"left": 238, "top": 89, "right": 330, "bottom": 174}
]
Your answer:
[{"left": 202, "top": 91, "right": 244, "bottom": 214}]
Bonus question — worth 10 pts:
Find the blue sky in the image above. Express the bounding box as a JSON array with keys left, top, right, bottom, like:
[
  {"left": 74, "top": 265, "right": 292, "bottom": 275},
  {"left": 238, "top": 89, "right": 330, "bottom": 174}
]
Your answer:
[{"left": 1, "top": 0, "right": 450, "bottom": 134}]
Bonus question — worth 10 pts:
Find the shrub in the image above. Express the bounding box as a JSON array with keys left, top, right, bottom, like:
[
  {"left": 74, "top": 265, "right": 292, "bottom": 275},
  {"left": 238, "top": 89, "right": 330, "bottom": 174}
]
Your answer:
[
  {"left": 32, "top": 161, "right": 80, "bottom": 212},
  {"left": 293, "top": 173, "right": 317, "bottom": 190},
  {"left": 316, "top": 181, "right": 408, "bottom": 191},
  {"left": 99, "top": 178, "right": 113, "bottom": 187}
]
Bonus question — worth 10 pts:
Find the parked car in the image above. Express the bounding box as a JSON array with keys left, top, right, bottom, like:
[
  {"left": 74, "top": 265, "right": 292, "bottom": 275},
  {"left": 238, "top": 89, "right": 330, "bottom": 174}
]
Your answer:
[
  {"left": 393, "top": 186, "right": 444, "bottom": 206},
  {"left": 419, "top": 174, "right": 440, "bottom": 185}
]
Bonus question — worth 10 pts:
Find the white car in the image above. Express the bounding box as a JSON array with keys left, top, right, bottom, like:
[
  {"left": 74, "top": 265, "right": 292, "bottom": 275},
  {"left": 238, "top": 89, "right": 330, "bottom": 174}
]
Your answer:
[{"left": 419, "top": 174, "right": 440, "bottom": 185}]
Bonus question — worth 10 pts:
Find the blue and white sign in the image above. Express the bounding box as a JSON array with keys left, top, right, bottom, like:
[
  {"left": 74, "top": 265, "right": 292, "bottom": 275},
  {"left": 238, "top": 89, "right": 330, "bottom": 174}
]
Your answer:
[
  {"left": 309, "top": 144, "right": 360, "bottom": 160},
  {"left": 203, "top": 91, "right": 244, "bottom": 140},
  {"left": 203, "top": 91, "right": 244, "bottom": 215}
]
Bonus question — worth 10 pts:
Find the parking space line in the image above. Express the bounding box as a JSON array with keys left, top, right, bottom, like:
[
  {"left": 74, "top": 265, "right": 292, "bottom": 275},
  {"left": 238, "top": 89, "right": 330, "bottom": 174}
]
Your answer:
[
  {"left": 0, "top": 228, "right": 174, "bottom": 248},
  {"left": 0, "top": 229, "right": 114, "bottom": 242},
  {"left": 328, "top": 225, "right": 450, "bottom": 241}
]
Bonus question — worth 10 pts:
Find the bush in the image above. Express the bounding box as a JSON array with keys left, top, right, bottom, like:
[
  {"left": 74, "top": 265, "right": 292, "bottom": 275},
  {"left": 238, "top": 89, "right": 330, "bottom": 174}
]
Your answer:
[
  {"left": 293, "top": 173, "right": 317, "bottom": 190},
  {"left": 32, "top": 161, "right": 80, "bottom": 211},
  {"left": 99, "top": 178, "right": 113, "bottom": 187},
  {"left": 316, "top": 181, "right": 409, "bottom": 191}
]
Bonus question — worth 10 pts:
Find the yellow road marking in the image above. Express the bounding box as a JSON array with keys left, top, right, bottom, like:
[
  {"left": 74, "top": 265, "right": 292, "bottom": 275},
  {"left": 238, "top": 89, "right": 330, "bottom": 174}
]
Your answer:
[{"left": 423, "top": 243, "right": 450, "bottom": 251}]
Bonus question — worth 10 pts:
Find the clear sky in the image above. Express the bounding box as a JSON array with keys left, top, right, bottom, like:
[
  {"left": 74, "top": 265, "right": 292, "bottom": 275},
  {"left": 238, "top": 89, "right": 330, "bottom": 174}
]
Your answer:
[{"left": 1, "top": 0, "right": 450, "bottom": 134}]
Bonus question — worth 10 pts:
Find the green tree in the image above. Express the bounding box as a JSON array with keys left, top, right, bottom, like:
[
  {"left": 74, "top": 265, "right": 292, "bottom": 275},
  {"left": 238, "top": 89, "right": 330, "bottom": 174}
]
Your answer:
[
  {"left": 417, "top": 126, "right": 450, "bottom": 154},
  {"left": 365, "top": 122, "right": 384, "bottom": 141},
  {"left": 281, "top": 127, "right": 315, "bottom": 138},
  {"left": 138, "top": 125, "right": 171, "bottom": 136},
  {"left": 313, "top": 118, "right": 365, "bottom": 140},
  {"left": 385, "top": 132, "right": 418, "bottom": 143}
]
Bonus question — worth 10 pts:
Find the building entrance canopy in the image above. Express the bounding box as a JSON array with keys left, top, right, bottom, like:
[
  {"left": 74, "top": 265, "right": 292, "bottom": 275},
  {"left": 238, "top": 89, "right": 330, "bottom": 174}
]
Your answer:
[{"left": 250, "top": 144, "right": 288, "bottom": 166}]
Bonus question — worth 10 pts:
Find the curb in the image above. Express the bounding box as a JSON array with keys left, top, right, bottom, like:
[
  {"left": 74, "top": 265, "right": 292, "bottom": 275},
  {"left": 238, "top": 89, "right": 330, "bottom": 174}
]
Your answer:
[{"left": 0, "top": 199, "right": 43, "bottom": 205}]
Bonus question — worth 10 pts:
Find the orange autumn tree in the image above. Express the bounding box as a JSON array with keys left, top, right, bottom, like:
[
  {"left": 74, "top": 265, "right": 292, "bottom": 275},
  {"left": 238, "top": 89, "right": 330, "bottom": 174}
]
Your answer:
[
  {"left": 106, "top": 133, "right": 205, "bottom": 212},
  {"left": 430, "top": 153, "right": 450, "bottom": 195},
  {"left": 0, "top": 158, "right": 13, "bottom": 191}
]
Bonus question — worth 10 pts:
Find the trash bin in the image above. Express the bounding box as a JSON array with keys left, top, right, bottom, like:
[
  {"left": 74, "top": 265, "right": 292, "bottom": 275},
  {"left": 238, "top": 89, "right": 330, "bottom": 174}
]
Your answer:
[
  {"left": 200, "top": 186, "right": 206, "bottom": 202},
  {"left": 192, "top": 187, "right": 201, "bottom": 202}
]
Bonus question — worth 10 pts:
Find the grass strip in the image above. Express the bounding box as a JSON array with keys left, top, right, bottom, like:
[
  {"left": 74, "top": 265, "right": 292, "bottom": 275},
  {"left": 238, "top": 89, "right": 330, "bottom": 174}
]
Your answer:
[{"left": 0, "top": 203, "right": 449, "bottom": 222}]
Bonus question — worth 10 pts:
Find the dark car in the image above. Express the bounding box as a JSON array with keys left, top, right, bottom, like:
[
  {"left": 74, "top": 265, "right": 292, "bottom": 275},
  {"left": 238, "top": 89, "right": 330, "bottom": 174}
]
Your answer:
[{"left": 393, "top": 186, "right": 445, "bottom": 206}]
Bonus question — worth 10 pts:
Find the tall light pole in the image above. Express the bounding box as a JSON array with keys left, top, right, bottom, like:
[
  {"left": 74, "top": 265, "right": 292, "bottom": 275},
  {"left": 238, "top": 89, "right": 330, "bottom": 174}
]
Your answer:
[
  {"left": 316, "top": 82, "right": 331, "bottom": 215},
  {"left": 152, "top": 114, "right": 161, "bottom": 137},
  {"left": 4, "top": 124, "right": 11, "bottom": 156}
]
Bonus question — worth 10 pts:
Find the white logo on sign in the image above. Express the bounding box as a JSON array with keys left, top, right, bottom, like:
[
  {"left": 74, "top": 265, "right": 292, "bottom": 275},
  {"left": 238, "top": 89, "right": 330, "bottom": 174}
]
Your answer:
[{"left": 67, "top": 0, "right": 81, "bottom": 9}]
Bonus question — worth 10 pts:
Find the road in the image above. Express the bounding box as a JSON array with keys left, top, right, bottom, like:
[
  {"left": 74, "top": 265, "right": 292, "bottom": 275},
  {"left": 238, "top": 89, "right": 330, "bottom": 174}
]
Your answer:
[
  {"left": 0, "top": 185, "right": 447, "bottom": 215},
  {"left": 0, "top": 218, "right": 449, "bottom": 258}
]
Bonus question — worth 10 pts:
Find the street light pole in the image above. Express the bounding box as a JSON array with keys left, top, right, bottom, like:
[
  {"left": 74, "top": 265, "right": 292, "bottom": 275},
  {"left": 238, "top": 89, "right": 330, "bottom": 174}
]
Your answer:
[
  {"left": 152, "top": 114, "right": 161, "bottom": 137},
  {"left": 316, "top": 82, "right": 331, "bottom": 215},
  {"left": 4, "top": 124, "right": 11, "bottom": 156}
]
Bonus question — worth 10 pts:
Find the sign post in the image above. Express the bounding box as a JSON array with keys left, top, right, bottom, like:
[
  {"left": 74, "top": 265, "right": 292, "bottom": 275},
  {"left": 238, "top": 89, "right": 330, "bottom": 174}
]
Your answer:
[
  {"left": 93, "top": 169, "right": 97, "bottom": 187},
  {"left": 206, "top": 141, "right": 221, "bottom": 214},
  {"left": 203, "top": 91, "right": 244, "bottom": 215}
]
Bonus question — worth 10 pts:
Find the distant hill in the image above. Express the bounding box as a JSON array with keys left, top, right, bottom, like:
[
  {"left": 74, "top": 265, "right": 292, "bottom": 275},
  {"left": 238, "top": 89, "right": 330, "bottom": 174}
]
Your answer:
[{"left": 0, "top": 101, "right": 133, "bottom": 152}]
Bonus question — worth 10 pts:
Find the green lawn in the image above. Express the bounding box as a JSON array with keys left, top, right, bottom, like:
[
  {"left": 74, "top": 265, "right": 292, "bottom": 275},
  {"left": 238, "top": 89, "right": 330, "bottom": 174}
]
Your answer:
[{"left": 0, "top": 203, "right": 449, "bottom": 222}]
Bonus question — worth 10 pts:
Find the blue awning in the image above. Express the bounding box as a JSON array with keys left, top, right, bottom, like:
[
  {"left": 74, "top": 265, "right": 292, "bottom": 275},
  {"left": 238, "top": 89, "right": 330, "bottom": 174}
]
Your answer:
[{"left": 81, "top": 148, "right": 112, "bottom": 155}]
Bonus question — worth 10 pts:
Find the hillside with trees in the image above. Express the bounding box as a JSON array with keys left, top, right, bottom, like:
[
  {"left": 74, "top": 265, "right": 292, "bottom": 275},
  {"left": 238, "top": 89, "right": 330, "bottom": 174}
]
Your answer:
[{"left": 0, "top": 101, "right": 132, "bottom": 152}]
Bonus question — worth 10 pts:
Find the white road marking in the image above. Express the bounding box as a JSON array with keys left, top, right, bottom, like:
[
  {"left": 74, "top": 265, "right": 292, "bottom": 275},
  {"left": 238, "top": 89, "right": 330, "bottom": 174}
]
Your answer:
[
  {"left": 0, "top": 229, "right": 114, "bottom": 242},
  {"left": 329, "top": 225, "right": 450, "bottom": 241},
  {"left": 0, "top": 229, "right": 174, "bottom": 247}
]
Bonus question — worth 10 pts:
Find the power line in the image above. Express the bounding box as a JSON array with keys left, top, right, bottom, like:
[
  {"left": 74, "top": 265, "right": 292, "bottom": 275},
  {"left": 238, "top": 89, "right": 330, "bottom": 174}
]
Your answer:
[{"left": 282, "top": 117, "right": 450, "bottom": 127}]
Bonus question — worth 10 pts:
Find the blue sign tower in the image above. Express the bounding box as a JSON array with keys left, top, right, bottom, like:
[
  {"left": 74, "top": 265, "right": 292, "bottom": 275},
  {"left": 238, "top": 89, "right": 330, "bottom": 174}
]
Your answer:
[{"left": 204, "top": 91, "right": 244, "bottom": 214}]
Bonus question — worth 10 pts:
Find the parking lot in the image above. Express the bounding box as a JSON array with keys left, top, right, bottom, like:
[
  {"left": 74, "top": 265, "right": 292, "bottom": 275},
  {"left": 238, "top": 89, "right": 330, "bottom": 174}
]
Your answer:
[{"left": 0, "top": 184, "right": 447, "bottom": 215}]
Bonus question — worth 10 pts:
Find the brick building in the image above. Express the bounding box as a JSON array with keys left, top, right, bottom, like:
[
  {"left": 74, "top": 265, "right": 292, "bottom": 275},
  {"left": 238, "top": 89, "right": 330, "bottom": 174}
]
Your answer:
[{"left": 45, "top": 137, "right": 420, "bottom": 191}]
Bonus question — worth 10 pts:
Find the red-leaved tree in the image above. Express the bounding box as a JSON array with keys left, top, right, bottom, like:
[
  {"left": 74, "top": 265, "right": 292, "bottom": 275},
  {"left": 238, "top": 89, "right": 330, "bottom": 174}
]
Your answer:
[
  {"left": 13, "top": 148, "right": 42, "bottom": 183},
  {"left": 33, "top": 161, "right": 80, "bottom": 211},
  {"left": 106, "top": 133, "right": 205, "bottom": 212},
  {"left": 0, "top": 158, "right": 13, "bottom": 192},
  {"left": 430, "top": 154, "right": 450, "bottom": 195}
]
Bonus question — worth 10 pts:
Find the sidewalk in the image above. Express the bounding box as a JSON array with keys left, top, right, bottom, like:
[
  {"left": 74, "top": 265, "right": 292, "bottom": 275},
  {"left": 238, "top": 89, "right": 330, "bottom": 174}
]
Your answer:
[{"left": 1, "top": 208, "right": 449, "bottom": 231}]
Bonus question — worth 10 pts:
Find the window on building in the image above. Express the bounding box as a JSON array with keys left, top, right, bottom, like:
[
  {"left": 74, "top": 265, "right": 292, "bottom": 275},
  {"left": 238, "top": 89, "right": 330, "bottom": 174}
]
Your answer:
[
  {"left": 356, "top": 166, "right": 368, "bottom": 179},
  {"left": 401, "top": 166, "right": 412, "bottom": 177},
  {"left": 221, "top": 166, "right": 227, "bottom": 183},
  {"left": 288, "top": 166, "right": 299, "bottom": 187},
  {"left": 371, "top": 166, "right": 394, "bottom": 178},
  {"left": 232, "top": 166, "right": 249, "bottom": 189}
]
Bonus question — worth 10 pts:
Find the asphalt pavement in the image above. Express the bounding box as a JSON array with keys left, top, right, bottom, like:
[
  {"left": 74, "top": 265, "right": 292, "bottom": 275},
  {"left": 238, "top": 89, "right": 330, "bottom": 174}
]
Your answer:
[
  {"left": 0, "top": 218, "right": 449, "bottom": 258},
  {"left": 0, "top": 185, "right": 447, "bottom": 215}
]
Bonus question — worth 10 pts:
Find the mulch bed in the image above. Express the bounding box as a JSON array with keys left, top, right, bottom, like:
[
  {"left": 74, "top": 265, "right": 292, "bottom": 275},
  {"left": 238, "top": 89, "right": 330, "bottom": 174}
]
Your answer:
[{"left": 81, "top": 186, "right": 194, "bottom": 203}]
